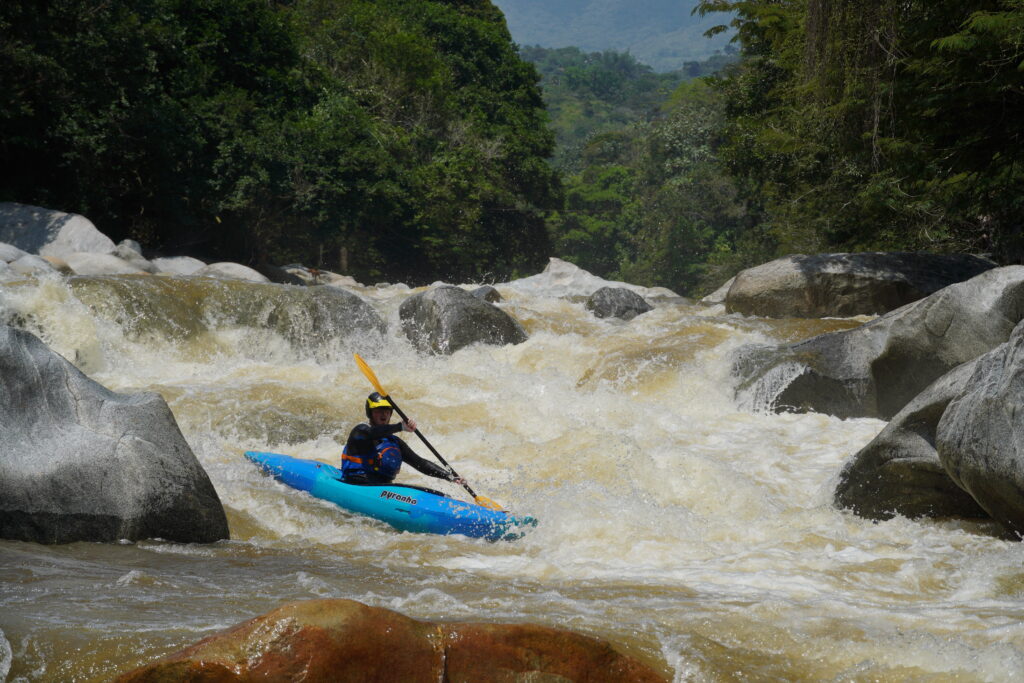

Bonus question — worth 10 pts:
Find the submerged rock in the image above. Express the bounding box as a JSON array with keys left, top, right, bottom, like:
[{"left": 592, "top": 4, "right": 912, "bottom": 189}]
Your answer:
[
  {"left": 66, "top": 276, "right": 386, "bottom": 355},
  {"left": 400, "top": 285, "right": 527, "bottom": 355},
  {"left": 586, "top": 286, "right": 653, "bottom": 320},
  {"left": 114, "top": 599, "right": 666, "bottom": 682},
  {"left": 734, "top": 266, "right": 1024, "bottom": 419},
  {"left": 0, "top": 324, "right": 229, "bottom": 544},
  {"left": 726, "top": 252, "right": 995, "bottom": 318}
]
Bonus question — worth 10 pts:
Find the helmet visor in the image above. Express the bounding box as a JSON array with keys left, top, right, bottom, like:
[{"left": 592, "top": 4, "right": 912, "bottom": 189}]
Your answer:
[{"left": 366, "top": 396, "right": 392, "bottom": 411}]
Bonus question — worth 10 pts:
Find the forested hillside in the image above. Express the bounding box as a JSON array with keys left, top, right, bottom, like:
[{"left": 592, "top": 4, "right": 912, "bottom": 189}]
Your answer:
[
  {"left": 0, "top": 0, "right": 560, "bottom": 284},
  {"left": 546, "top": 0, "right": 1024, "bottom": 296},
  {"left": 492, "top": 0, "right": 731, "bottom": 71},
  {"left": 521, "top": 46, "right": 735, "bottom": 171},
  {"left": 3, "top": 0, "right": 1021, "bottom": 296}
]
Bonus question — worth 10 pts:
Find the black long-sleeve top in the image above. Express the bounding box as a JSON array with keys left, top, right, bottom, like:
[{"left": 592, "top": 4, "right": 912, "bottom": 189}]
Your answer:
[{"left": 344, "top": 422, "right": 453, "bottom": 483}]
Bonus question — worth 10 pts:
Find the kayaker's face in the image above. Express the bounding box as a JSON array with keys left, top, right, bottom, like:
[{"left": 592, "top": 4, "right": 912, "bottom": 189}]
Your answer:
[{"left": 369, "top": 407, "right": 392, "bottom": 426}]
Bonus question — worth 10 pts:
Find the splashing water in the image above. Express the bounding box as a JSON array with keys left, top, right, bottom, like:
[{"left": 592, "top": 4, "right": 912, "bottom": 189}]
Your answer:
[{"left": 1, "top": 275, "right": 1022, "bottom": 681}]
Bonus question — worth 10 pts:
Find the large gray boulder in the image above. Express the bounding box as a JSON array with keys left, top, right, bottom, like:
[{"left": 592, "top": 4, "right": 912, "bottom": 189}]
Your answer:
[
  {"left": 0, "top": 202, "right": 116, "bottom": 259},
  {"left": 585, "top": 286, "right": 653, "bottom": 320},
  {"left": 734, "top": 266, "right": 1024, "bottom": 419},
  {"left": 937, "top": 321, "right": 1024, "bottom": 535},
  {"left": 400, "top": 285, "right": 528, "bottom": 355},
  {"left": 726, "top": 252, "right": 996, "bottom": 318},
  {"left": 0, "top": 324, "right": 229, "bottom": 544},
  {"left": 833, "top": 359, "right": 988, "bottom": 520}
]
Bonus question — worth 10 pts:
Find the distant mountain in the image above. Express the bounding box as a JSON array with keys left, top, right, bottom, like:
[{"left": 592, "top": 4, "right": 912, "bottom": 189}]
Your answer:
[{"left": 491, "top": 0, "right": 732, "bottom": 72}]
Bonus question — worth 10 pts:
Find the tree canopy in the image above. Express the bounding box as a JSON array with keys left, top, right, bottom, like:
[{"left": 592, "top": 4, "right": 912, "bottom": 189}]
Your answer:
[{"left": 0, "top": 0, "right": 561, "bottom": 284}]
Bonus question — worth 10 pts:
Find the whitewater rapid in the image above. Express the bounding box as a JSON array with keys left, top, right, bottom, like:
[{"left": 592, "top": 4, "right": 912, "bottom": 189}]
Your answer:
[{"left": 2, "top": 272, "right": 1023, "bottom": 681}]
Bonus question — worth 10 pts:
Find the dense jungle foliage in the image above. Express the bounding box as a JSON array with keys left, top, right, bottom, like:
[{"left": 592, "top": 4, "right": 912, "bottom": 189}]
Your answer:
[
  {"left": 3, "top": 0, "right": 1022, "bottom": 294},
  {"left": 0, "top": 0, "right": 559, "bottom": 284},
  {"left": 547, "top": 0, "right": 1024, "bottom": 296}
]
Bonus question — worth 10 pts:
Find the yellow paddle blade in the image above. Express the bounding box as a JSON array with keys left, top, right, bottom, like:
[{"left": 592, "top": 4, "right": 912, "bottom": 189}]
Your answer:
[
  {"left": 475, "top": 495, "right": 505, "bottom": 512},
  {"left": 353, "top": 353, "right": 387, "bottom": 396}
]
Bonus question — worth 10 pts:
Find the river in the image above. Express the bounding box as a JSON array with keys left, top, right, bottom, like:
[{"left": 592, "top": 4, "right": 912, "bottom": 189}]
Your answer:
[{"left": 2, "top": 272, "right": 1023, "bottom": 681}]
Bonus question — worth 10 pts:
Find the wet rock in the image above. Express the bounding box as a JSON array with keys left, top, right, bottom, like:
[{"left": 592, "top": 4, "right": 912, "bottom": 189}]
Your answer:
[
  {"left": 0, "top": 242, "right": 27, "bottom": 263},
  {"left": 586, "top": 286, "right": 653, "bottom": 320},
  {"left": 471, "top": 284, "right": 502, "bottom": 303},
  {"left": 195, "top": 262, "right": 270, "bottom": 283},
  {"left": 0, "top": 202, "right": 116, "bottom": 259},
  {"left": 937, "top": 321, "right": 1024, "bottom": 536},
  {"left": 113, "top": 241, "right": 159, "bottom": 274},
  {"left": 66, "top": 276, "right": 386, "bottom": 355},
  {"left": 506, "top": 257, "right": 679, "bottom": 300},
  {"left": 726, "top": 252, "right": 996, "bottom": 318},
  {"left": 701, "top": 276, "right": 734, "bottom": 305},
  {"left": 8, "top": 254, "right": 58, "bottom": 276},
  {"left": 114, "top": 599, "right": 666, "bottom": 682},
  {"left": 151, "top": 256, "right": 206, "bottom": 276},
  {"left": 400, "top": 285, "right": 528, "bottom": 355},
  {"left": 734, "top": 266, "right": 1024, "bottom": 419},
  {"left": 65, "top": 252, "right": 148, "bottom": 276},
  {"left": 0, "top": 324, "right": 229, "bottom": 544},
  {"left": 834, "top": 359, "right": 988, "bottom": 520}
]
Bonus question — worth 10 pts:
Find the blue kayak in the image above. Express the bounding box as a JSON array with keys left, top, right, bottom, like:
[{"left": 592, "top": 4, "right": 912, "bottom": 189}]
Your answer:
[{"left": 244, "top": 451, "right": 536, "bottom": 541}]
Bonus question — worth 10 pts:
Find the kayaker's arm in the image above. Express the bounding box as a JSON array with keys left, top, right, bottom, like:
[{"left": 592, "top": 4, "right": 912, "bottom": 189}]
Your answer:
[{"left": 396, "top": 438, "right": 460, "bottom": 482}]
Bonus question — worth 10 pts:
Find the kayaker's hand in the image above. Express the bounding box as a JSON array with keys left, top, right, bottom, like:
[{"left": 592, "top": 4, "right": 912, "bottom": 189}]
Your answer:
[
  {"left": 452, "top": 476, "right": 467, "bottom": 486},
  {"left": 402, "top": 418, "right": 417, "bottom": 432}
]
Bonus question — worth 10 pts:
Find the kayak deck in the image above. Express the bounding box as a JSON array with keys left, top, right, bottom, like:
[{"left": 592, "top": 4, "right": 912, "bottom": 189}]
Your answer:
[{"left": 244, "top": 451, "right": 536, "bottom": 541}]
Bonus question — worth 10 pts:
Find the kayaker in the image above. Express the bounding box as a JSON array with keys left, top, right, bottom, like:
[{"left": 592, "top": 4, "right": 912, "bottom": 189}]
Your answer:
[{"left": 342, "top": 392, "right": 467, "bottom": 486}]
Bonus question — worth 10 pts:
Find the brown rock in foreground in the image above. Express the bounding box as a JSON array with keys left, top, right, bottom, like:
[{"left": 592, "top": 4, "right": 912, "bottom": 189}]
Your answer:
[{"left": 116, "top": 599, "right": 666, "bottom": 682}]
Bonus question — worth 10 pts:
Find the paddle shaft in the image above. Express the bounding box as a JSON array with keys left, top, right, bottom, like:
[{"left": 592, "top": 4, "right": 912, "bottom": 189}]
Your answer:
[{"left": 383, "top": 395, "right": 481, "bottom": 500}]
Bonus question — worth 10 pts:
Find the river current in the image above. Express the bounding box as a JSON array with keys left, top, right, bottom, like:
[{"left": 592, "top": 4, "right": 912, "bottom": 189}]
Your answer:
[{"left": 2, "top": 272, "right": 1023, "bottom": 681}]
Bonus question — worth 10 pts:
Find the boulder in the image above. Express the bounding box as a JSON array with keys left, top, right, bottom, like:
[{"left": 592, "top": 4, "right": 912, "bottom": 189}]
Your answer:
[
  {"left": 701, "top": 276, "right": 734, "bottom": 305},
  {"left": 9, "top": 254, "right": 58, "bottom": 276},
  {"left": 0, "top": 202, "right": 116, "bottom": 259},
  {"left": 66, "top": 277, "right": 387, "bottom": 356},
  {"left": 64, "top": 252, "right": 148, "bottom": 276},
  {"left": 0, "top": 242, "right": 27, "bottom": 263},
  {"left": 0, "top": 324, "right": 229, "bottom": 544},
  {"left": 726, "top": 252, "right": 996, "bottom": 318},
  {"left": 833, "top": 359, "right": 988, "bottom": 520},
  {"left": 937, "top": 321, "right": 1024, "bottom": 535},
  {"left": 195, "top": 262, "right": 270, "bottom": 283},
  {"left": 734, "top": 266, "right": 1024, "bottom": 419},
  {"left": 113, "top": 241, "right": 159, "bottom": 274},
  {"left": 114, "top": 599, "right": 665, "bottom": 683},
  {"left": 471, "top": 284, "right": 502, "bottom": 303},
  {"left": 505, "top": 257, "right": 679, "bottom": 300},
  {"left": 151, "top": 256, "right": 206, "bottom": 276},
  {"left": 400, "top": 285, "right": 528, "bottom": 355},
  {"left": 586, "top": 286, "right": 653, "bottom": 320}
]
